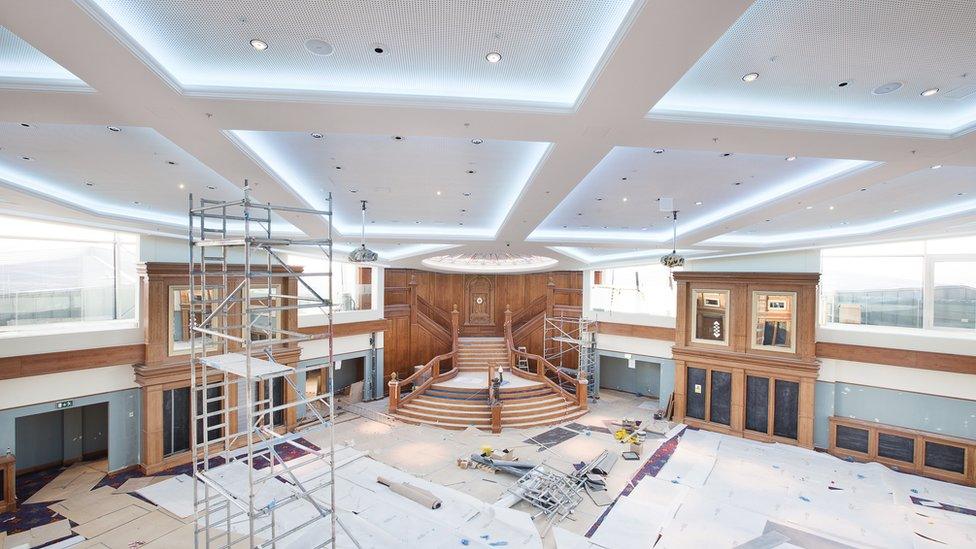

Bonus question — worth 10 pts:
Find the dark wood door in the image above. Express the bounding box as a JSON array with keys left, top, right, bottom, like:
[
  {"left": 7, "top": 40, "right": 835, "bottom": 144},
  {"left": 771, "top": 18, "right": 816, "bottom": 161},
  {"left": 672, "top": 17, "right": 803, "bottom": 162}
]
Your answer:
[{"left": 464, "top": 275, "right": 494, "bottom": 327}]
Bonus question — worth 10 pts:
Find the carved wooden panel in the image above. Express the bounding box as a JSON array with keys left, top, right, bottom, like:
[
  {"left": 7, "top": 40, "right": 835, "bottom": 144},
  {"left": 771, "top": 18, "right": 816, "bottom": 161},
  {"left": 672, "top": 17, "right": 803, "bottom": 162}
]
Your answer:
[{"left": 464, "top": 275, "right": 494, "bottom": 326}]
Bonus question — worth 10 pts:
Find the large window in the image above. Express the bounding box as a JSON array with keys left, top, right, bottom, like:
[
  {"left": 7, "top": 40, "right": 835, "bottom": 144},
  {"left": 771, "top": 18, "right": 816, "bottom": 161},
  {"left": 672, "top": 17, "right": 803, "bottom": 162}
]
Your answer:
[
  {"left": 821, "top": 236, "right": 976, "bottom": 333},
  {"left": 590, "top": 264, "right": 676, "bottom": 318},
  {"left": 0, "top": 216, "right": 138, "bottom": 331},
  {"left": 285, "top": 254, "right": 373, "bottom": 314}
]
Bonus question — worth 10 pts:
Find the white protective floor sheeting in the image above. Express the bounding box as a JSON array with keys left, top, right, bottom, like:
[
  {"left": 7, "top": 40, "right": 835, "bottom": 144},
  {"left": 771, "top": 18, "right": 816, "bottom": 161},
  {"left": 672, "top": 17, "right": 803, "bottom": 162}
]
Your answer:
[{"left": 584, "top": 427, "right": 976, "bottom": 549}]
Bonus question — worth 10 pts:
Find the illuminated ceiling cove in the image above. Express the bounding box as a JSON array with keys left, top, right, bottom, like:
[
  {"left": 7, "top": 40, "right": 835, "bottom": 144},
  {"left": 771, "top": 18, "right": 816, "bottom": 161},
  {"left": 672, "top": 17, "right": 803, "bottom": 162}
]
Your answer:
[
  {"left": 422, "top": 252, "right": 558, "bottom": 273},
  {"left": 0, "top": 25, "right": 89, "bottom": 90},
  {"left": 0, "top": 123, "right": 295, "bottom": 231},
  {"left": 79, "top": 0, "right": 639, "bottom": 107},
  {"left": 650, "top": 0, "right": 976, "bottom": 136},
  {"left": 228, "top": 130, "right": 551, "bottom": 239},
  {"left": 531, "top": 146, "right": 876, "bottom": 243}
]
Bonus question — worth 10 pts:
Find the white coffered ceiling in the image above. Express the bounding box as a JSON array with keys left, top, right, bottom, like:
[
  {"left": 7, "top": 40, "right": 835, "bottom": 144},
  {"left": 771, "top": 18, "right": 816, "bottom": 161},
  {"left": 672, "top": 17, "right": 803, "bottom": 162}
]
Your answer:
[{"left": 0, "top": 0, "right": 974, "bottom": 272}]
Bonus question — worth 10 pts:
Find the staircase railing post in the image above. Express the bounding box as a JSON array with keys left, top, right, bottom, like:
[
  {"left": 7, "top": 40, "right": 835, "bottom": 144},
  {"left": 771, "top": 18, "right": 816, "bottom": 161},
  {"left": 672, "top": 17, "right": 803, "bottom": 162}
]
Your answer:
[
  {"left": 388, "top": 373, "right": 400, "bottom": 413},
  {"left": 577, "top": 374, "right": 589, "bottom": 411},
  {"left": 451, "top": 304, "right": 459, "bottom": 368},
  {"left": 504, "top": 305, "right": 513, "bottom": 370}
]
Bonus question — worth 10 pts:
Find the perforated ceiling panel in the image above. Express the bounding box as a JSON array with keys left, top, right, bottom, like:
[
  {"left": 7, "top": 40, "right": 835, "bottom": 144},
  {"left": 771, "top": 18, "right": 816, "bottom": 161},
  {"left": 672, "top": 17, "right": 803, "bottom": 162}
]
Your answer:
[
  {"left": 81, "top": 0, "right": 638, "bottom": 106},
  {"left": 0, "top": 26, "right": 88, "bottom": 89},
  {"left": 0, "top": 124, "right": 293, "bottom": 230},
  {"left": 228, "top": 130, "right": 550, "bottom": 239},
  {"left": 650, "top": 0, "right": 976, "bottom": 135},
  {"left": 530, "top": 146, "right": 873, "bottom": 243},
  {"left": 711, "top": 165, "right": 976, "bottom": 246}
]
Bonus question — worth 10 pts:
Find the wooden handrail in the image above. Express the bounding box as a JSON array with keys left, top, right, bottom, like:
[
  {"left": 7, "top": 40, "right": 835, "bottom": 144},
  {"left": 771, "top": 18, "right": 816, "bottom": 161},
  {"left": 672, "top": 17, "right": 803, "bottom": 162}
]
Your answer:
[
  {"left": 503, "top": 319, "right": 578, "bottom": 403},
  {"left": 417, "top": 296, "right": 453, "bottom": 335}
]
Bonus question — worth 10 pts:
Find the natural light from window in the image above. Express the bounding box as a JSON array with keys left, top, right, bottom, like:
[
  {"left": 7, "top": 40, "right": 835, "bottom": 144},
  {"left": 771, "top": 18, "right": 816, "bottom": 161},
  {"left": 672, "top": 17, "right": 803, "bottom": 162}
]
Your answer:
[
  {"left": 590, "top": 263, "right": 676, "bottom": 318},
  {"left": 821, "top": 236, "right": 976, "bottom": 333},
  {"left": 0, "top": 216, "right": 138, "bottom": 331},
  {"left": 285, "top": 254, "right": 373, "bottom": 314}
]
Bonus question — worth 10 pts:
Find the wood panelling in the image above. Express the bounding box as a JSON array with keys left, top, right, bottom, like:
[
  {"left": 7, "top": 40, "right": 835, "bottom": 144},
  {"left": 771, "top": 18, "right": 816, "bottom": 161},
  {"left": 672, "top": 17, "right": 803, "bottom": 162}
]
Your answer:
[
  {"left": 0, "top": 344, "right": 145, "bottom": 380},
  {"left": 383, "top": 269, "right": 582, "bottom": 386},
  {"left": 297, "top": 319, "right": 389, "bottom": 337},
  {"left": 816, "top": 342, "right": 976, "bottom": 375},
  {"left": 671, "top": 272, "right": 820, "bottom": 448},
  {"left": 595, "top": 322, "right": 675, "bottom": 341}
]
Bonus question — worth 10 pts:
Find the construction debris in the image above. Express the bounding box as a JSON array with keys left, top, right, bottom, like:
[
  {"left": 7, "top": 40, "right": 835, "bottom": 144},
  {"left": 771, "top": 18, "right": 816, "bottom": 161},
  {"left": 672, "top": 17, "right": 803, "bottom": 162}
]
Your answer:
[
  {"left": 377, "top": 476, "right": 443, "bottom": 509},
  {"left": 506, "top": 464, "right": 583, "bottom": 535},
  {"left": 470, "top": 454, "right": 536, "bottom": 477}
]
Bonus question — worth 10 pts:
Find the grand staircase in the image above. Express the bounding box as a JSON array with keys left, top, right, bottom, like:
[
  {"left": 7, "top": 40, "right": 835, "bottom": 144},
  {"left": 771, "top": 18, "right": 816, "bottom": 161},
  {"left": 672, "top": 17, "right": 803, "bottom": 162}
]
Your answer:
[{"left": 390, "top": 337, "right": 587, "bottom": 430}]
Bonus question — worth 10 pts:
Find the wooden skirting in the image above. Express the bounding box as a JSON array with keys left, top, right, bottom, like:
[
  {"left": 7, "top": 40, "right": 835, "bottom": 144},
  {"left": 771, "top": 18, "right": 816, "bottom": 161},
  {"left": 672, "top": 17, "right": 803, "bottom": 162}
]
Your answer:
[
  {"left": 297, "top": 318, "right": 389, "bottom": 337},
  {"left": 816, "top": 342, "right": 976, "bottom": 375},
  {"left": 595, "top": 321, "right": 675, "bottom": 342},
  {"left": 0, "top": 344, "right": 145, "bottom": 381}
]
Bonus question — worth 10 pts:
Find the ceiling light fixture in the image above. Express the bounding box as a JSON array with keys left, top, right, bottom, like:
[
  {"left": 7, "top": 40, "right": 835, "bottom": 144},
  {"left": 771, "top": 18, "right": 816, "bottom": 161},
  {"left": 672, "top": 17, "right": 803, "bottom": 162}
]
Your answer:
[
  {"left": 741, "top": 72, "right": 759, "bottom": 82},
  {"left": 786, "top": 155, "right": 796, "bottom": 161},
  {"left": 304, "top": 38, "right": 334, "bottom": 56},
  {"left": 471, "top": 138, "right": 483, "bottom": 145},
  {"left": 249, "top": 39, "right": 268, "bottom": 51},
  {"left": 660, "top": 208, "right": 684, "bottom": 280},
  {"left": 85, "top": 181, "right": 94, "bottom": 187},
  {"left": 485, "top": 52, "right": 502, "bottom": 63},
  {"left": 436, "top": 190, "right": 442, "bottom": 196},
  {"left": 20, "top": 156, "right": 33, "bottom": 161},
  {"left": 872, "top": 82, "right": 903, "bottom": 95},
  {"left": 931, "top": 164, "right": 942, "bottom": 170},
  {"left": 19, "top": 123, "right": 31, "bottom": 128},
  {"left": 829, "top": 205, "right": 835, "bottom": 210},
  {"left": 622, "top": 197, "right": 629, "bottom": 202},
  {"left": 207, "top": 185, "right": 216, "bottom": 190},
  {"left": 107, "top": 126, "right": 121, "bottom": 132},
  {"left": 311, "top": 133, "right": 324, "bottom": 139},
  {"left": 392, "top": 135, "right": 403, "bottom": 141},
  {"left": 805, "top": 205, "right": 813, "bottom": 210},
  {"left": 462, "top": 192, "right": 471, "bottom": 197},
  {"left": 920, "top": 87, "right": 939, "bottom": 97},
  {"left": 695, "top": 201, "right": 703, "bottom": 206},
  {"left": 348, "top": 200, "right": 378, "bottom": 263},
  {"left": 179, "top": 183, "right": 185, "bottom": 189},
  {"left": 466, "top": 170, "right": 476, "bottom": 174},
  {"left": 653, "top": 148, "right": 665, "bottom": 154}
]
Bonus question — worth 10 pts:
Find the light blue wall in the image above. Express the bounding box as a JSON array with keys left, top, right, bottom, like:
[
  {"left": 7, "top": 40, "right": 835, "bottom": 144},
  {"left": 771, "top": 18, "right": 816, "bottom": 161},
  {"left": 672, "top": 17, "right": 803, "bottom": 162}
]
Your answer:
[
  {"left": 812, "top": 381, "right": 976, "bottom": 449},
  {"left": 1, "top": 389, "right": 140, "bottom": 472},
  {"left": 595, "top": 349, "right": 675, "bottom": 404}
]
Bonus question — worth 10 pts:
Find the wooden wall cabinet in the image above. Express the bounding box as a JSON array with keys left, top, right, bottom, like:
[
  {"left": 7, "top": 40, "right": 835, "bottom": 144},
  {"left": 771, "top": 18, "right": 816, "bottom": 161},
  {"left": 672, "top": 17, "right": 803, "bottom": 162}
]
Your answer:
[
  {"left": 672, "top": 272, "right": 820, "bottom": 448},
  {"left": 829, "top": 416, "right": 976, "bottom": 486},
  {"left": 135, "top": 262, "right": 302, "bottom": 474}
]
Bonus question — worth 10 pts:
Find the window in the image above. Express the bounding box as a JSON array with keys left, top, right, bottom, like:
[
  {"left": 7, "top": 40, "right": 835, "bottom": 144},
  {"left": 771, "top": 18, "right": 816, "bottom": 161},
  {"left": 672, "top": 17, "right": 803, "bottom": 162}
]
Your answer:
[
  {"left": 0, "top": 216, "right": 138, "bottom": 330},
  {"left": 821, "top": 236, "right": 976, "bottom": 333},
  {"left": 590, "top": 264, "right": 676, "bottom": 317},
  {"left": 285, "top": 254, "right": 373, "bottom": 313}
]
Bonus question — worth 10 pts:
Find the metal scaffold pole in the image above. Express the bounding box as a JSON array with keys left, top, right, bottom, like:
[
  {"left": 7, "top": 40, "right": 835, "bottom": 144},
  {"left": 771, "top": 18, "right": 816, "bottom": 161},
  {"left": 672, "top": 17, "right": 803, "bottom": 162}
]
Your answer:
[{"left": 188, "top": 184, "right": 355, "bottom": 548}]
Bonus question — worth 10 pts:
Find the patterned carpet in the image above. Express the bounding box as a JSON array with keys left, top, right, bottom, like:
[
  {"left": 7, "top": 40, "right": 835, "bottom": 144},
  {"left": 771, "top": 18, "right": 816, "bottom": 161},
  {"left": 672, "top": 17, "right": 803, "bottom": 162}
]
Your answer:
[{"left": 1, "top": 437, "right": 320, "bottom": 539}]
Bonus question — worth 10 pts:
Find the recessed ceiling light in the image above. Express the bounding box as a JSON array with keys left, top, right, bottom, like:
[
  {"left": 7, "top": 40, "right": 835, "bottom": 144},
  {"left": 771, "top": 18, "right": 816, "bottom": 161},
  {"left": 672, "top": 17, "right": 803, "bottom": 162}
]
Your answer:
[
  {"left": 837, "top": 81, "right": 850, "bottom": 87},
  {"left": 733, "top": 181, "right": 742, "bottom": 186},
  {"left": 335, "top": 166, "right": 342, "bottom": 170},
  {"left": 392, "top": 135, "right": 404, "bottom": 141},
  {"left": 471, "top": 138, "right": 483, "bottom": 145},
  {"left": 107, "top": 126, "right": 121, "bottom": 132},
  {"left": 958, "top": 192, "right": 966, "bottom": 196},
  {"left": 304, "top": 38, "right": 334, "bottom": 56},
  {"left": 485, "top": 52, "right": 502, "bottom": 63},
  {"left": 931, "top": 164, "right": 942, "bottom": 170},
  {"left": 742, "top": 72, "right": 759, "bottom": 83},
  {"left": 207, "top": 185, "right": 216, "bottom": 190},
  {"left": 920, "top": 87, "right": 939, "bottom": 97},
  {"left": 805, "top": 205, "right": 813, "bottom": 210},
  {"left": 84, "top": 181, "right": 94, "bottom": 187},
  {"left": 828, "top": 205, "right": 835, "bottom": 210},
  {"left": 786, "top": 155, "right": 796, "bottom": 161},
  {"left": 310, "top": 133, "right": 324, "bottom": 139},
  {"left": 652, "top": 148, "right": 664, "bottom": 154},
  {"left": 466, "top": 170, "right": 476, "bottom": 174},
  {"left": 860, "top": 188, "right": 867, "bottom": 192},
  {"left": 892, "top": 209, "right": 900, "bottom": 213},
  {"left": 249, "top": 39, "right": 268, "bottom": 51},
  {"left": 371, "top": 44, "right": 388, "bottom": 55},
  {"left": 872, "top": 82, "right": 903, "bottom": 95},
  {"left": 178, "top": 183, "right": 185, "bottom": 189},
  {"left": 415, "top": 221, "right": 421, "bottom": 224},
  {"left": 19, "top": 123, "right": 30, "bottom": 128},
  {"left": 621, "top": 177, "right": 627, "bottom": 181},
  {"left": 622, "top": 197, "right": 629, "bottom": 202},
  {"left": 460, "top": 209, "right": 467, "bottom": 213},
  {"left": 840, "top": 221, "right": 849, "bottom": 225},
  {"left": 133, "top": 201, "right": 140, "bottom": 205},
  {"left": 167, "top": 160, "right": 178, "bottom": 165},
  {"left": 20, "top": 156, "right": 33, "bottom": 161},
  {"left": 436, "top": 190, "right": 442, "bottom": 196},
  {"left": 350, "top": 189, "right": 358, "bottom": 193},
  {"left": 595, "top": 197, "right": 603, "bottom": 201},
  {"left": 462, "top": 192, "right": 471, "bottom": 197},
  {"left": 695, "top": 201, "right": 703, "bottom": 206}
]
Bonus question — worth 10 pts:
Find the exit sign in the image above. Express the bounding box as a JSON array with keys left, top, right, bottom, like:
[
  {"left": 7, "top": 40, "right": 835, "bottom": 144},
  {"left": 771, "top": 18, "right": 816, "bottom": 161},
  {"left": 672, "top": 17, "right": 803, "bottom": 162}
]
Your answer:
[{"left": 56, "top": 400, "right": 73, "bottom": 409}]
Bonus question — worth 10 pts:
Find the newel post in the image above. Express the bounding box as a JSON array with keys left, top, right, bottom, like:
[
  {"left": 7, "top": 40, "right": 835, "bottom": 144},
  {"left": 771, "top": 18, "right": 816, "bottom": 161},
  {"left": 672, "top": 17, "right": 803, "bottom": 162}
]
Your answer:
[
  {"left": 451, "top": 304, "right": 460, "bottom": 367},
  {"left": 407, "top": 273, "right": 418, "bottom": 325},
  {"left": 388, "top": 372, "right": 400, "bottom": 413},
  {"left": 504, "top": 305, "right": 513, "bottom": 369},
  {"left": 576, "top": 375, "right": 589, "bottom": 411},
  {"left": 491, "top": 403, "right": 502, "bottom": 434}
]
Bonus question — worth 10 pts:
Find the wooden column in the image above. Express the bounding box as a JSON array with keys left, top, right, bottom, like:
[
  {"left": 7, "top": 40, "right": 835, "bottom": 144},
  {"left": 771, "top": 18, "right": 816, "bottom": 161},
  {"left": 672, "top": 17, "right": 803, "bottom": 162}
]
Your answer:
[
  {"left": 0, "top": 454, "right": 16, "bottom": 513},
  {"left": 388, "top": 375, "right": 400, "bottom": 413}
]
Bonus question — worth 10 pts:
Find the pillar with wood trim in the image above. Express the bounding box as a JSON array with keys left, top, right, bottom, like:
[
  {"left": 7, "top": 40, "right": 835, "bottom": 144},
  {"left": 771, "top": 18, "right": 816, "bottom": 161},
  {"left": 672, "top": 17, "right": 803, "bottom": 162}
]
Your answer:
[{"left": 388, "top": 373, "right": 400, "bottom": 413}]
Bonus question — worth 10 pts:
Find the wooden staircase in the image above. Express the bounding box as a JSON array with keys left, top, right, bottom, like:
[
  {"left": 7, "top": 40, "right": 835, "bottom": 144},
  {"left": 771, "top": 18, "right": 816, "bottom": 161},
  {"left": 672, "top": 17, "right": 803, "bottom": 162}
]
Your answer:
[{"left": 390, "top": 336, "right": 587, "bottom": 430}]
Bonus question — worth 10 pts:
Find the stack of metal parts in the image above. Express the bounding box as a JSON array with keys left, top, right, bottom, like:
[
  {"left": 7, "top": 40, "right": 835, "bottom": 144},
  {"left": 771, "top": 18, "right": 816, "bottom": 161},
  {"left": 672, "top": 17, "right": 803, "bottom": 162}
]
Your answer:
[{"left": 505, "top": 464, "right": 583, "bottom": 534}]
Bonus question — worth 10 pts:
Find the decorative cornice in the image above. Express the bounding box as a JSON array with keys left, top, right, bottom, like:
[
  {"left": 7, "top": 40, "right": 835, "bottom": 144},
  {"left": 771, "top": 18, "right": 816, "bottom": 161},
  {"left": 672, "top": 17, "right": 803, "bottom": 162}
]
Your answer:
[{"left": 0, "top": 344, "right": 145, "bottom": 381}]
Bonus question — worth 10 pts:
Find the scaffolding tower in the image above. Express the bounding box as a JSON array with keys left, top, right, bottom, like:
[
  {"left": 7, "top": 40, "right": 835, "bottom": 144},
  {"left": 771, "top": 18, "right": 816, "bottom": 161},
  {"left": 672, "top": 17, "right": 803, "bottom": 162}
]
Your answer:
[
  {"left": 544, "top": 315, "right": 598, "bottom": 399},
  {"left": 188, "top": 184, "right": 355, "bottom": 548}
]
